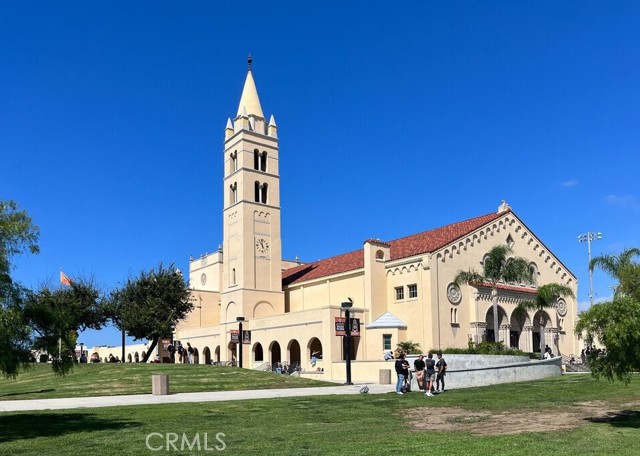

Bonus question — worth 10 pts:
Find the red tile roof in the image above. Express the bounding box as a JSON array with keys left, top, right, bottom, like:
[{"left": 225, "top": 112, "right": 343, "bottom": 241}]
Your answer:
[{"left": 282, "top": 210, "right": 508, "bottom": 286}]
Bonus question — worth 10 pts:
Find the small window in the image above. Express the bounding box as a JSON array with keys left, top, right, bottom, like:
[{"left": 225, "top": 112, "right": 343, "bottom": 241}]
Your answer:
[
  {"left": 230, "top": 182, "right": 237, "bottom": 204},
  {"left": 254, "top": 149, "right": 260, "bottom": 170},
  {"left": 261, "top": 183, "right": 268, "bottom": 204},
  {"left": 254, "top": 181, "right": 260, "bottom": 202},
  {"left": 451, "top": 308, "right": 458, "bottom": 324},
  {"left": 375, "top": 250, "right": 384, "bottom": 260},
  {"left": 395, "top": 286, "right": 404, "bottom": 301},
  {"left": 260, "top": 151, "right": 267, "bottom": 172},
  {"left": 232, "top": 268, "right": 236, "bottom": 285},
  {"left": 383, "top": 334, "right": 392, "bottom": 351},
  {"left": 408, "top": 284, "right": 418, "bottom": 299},
  {"left": 230, "top": 151, "right": 238, "bottom": 172},
  {"left": 506, "top": 234, "right": 514, "bottom": 248}
]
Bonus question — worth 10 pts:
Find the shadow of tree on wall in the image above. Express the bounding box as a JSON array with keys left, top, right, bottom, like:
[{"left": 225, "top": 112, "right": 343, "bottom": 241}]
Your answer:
[
  {"left": 0, "top": 413, "right": 142, "bottom": 443},
  {"left": 584, "top": 410, "right": 640, "bottom": 429}
]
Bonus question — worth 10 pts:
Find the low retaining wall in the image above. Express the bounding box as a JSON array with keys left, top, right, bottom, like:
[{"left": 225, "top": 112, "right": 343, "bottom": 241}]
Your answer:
[{"left": 320, "top": 355, "right": 562, "bottom": 389}]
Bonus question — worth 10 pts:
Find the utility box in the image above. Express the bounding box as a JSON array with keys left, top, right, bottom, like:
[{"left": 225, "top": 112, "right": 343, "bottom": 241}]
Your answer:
[{"left": 152, "top": 374, "right": 169, "bottom": 395}]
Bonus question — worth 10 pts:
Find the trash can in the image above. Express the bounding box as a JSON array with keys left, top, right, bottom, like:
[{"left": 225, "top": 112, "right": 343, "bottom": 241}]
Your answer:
[
  {"left": 379, "top": 369, "right": 392, "bottom": 384},
  {"left": 152, "top": 373, "right": 169, "bottom": 395}
]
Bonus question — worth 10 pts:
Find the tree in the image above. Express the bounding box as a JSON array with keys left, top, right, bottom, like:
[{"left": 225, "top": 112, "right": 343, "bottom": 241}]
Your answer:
[
  {"left": 575, "top": 296, "right": 640, "bottom": 383},
  {"left": 23, "top": 277, "right": 108, "bottom": 375},
  {"left": 589, "top": 247, "right": 640, "bottom": 300},
  {"left": 515, "top": 283, "right": 575, "bottom": 359},
  {"left": 396, "top": 340, "right": 422, "bottom": 355},
  {"left": 0, "top": 199, "right": 39, "bottom": 378},
  {"left": 577, "top": 247, "right": 640, "bottom": 383},
  {"left": 454, "top": 244, "right": 533, "bottom": 344},
  {"left": 110, "top": 264, "right": 192, "bottom": 362}
]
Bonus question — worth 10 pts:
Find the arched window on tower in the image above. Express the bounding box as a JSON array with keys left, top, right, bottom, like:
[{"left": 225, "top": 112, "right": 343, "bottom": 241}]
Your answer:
[
  {"left": 254, "top": 181, "right": 260, "bottom": 203},
  {"left": 260, "top": 151, "right": 267, "bottom": 172},
  {"left": 230, "top": 182, "right": 237, "bottom": 205},
  {"left": 231, "top": 151, "right": 238, "bottom": 172},
  {"left": 261, "top": 183, "right": 268, "bottom": 204},
  {"left": 254, "top": 149, "right": 260, "bottom": 170}
]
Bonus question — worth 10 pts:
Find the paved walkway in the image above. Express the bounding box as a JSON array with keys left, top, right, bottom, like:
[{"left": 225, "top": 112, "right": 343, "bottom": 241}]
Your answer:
[{"left": 0, "top": 383, "right": 394, "bottom": 412}]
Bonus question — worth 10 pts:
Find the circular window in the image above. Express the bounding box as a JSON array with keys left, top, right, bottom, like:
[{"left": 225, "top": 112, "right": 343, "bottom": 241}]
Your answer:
[
  {"left": 557, "top": 298, "right": 567, "bottom": 316},
  {"left": 447, "top": 283, "right": 462, "bottom": 305},
  {"left": 201, "top": 273, "right": 207, "bottom": 286}
]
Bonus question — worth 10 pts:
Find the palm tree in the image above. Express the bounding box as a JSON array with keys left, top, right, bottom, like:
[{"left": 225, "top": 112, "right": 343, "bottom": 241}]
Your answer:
[
  {"left": 515, "top": 283, "right": 575, "bottom": 359},
  {"left": 454, "top": 244, "right": 533, "bottom": 344},
  {"left": 396, "top": 340, "right": 422, "bottom": 355},
  {"left": 589, "top": 248, "right": 640, "bottom": 298}
]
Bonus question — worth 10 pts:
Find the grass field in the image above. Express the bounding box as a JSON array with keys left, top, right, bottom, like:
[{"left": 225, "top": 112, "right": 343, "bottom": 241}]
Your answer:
[
  {"left": 1, "top": 373, "right": 639, "bottom": 455},
  {"left": 0, "top": 363, "right": 332, "bottom": 400}
]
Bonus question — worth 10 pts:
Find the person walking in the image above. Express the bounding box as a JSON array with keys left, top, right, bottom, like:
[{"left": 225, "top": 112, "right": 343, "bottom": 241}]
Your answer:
[
  {"left": 395, "top": 353, "right": 408, "bottom": 395},
  {"left": 424, "top": 353, "right": 436, "bottom": 397},
  {"left": 435, "top": 352, "right": 447, "bottom": 392}
]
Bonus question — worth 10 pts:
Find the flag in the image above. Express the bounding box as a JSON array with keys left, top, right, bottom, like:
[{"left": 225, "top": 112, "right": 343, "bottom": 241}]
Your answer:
[{"left": 60, "top": 271, "right": 72, "bottom": 286}]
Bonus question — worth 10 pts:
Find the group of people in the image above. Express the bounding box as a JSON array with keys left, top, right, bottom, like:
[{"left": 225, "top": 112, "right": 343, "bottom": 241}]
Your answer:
[
  {"left": 166, "top": 341, "right": 194, "bottom": 364},
  {"left": 394, "top": 352, "right": 447, "bottom": 396}
]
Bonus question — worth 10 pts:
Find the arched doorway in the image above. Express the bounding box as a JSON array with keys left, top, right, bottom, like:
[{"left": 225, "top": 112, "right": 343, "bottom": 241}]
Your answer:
[
  {"left": 127, "top": 353, "right": 132, "bottom": 363},
  {"left": 485, "top": 305, "right": 508, "bottom": 343},
  {"left": 203, "top": 347, "right": 211, "bottom": 365},
  {"left": 308, "top": 337, "right": 322, "bottom": 359},
  {"left": 134, "top": 352, "right": 140, "bottom": 363},
  {"left": 193, "top": 348, "right": 200, "bottom": 364},
  {"left": 270, "top": 341, "right": 281, "bottom": 368},
  {"left": 288, "top": 339, "right": 301, "bottom": 368},
  {"left": 215, "top": 346, "right": 221, "bottom": 364},
  {"left": 253, "top": 343, "right": 264, "bottom": 362},
  {"left": 509, "top": 310, "right": 530, "bottom": 350},
  {"left": 533, "top": 310, "right": 551, "bottom": 353}
]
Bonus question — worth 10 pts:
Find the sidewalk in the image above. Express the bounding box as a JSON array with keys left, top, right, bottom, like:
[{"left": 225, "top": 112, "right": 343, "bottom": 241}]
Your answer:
[{"left": 0, "top": 383, "right": 393, "bottom": 412}]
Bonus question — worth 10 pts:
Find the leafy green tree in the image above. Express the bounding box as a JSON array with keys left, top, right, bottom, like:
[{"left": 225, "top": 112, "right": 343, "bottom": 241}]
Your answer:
[
  {"left": 396, "top": 340, "right": 422, "bottom": 355},
  {"left": 576, "top": 296, "right": 640, "bottom": 383},
  {"left": 515, "top": 283, "right": 575, "bottom": 359},
  {"left": 23, "top": 278, "right": 108, "bottom": 375},
  {"left": 577, "top": 247, "right": 640, "bottom": 382},
  {"left": 0, "top": 199, "right": 39, "bottom": 378},
  {"left": 454, "top": 244, "right": 533, "bottom": 344},
  {"left": 110, "top": 264, "right": 192, "bottom": 362}
]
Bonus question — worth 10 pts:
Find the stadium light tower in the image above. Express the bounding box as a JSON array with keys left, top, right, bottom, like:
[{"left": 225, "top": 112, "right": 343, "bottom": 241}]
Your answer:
[{"left": 578, "top": 232, "right": 602, "bottom": 307}]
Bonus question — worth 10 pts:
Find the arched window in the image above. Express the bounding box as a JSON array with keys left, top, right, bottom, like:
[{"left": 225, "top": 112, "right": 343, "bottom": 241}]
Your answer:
[
  {"left": 529, "top": 263, "right": 538, "bottom": 286},
  {"left": 232, "top": 268, "right": 236, "bottom": 285},
  {"left": 260, "top": 151, "right": 267, "bottom": 172},
  {"left": 230, "top": 182, "right": 237, "bottom": 204},
  {"left": 254, "top": 149, "right": 260, "bottom": 170},
  {"left": 230, "top": 151, "right": 238, "bottom": 172},
  {"left": 261, "top": 183, "right": 268, "bottom": 204},
  {"left": 254, "top": 181, "right": 260, "bottom": 202},
  {"left": 375, "top": 250, "right": 384, "bottom": 260}
]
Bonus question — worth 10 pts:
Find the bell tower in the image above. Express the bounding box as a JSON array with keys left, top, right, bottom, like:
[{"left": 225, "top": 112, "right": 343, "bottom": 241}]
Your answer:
[{"left": 221, "top": 56, "right": 284, "bottom": 321}]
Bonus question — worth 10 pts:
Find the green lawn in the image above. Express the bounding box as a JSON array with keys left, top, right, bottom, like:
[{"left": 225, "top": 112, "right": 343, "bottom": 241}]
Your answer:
[
  {"left": 1, "top": 374, "right": 639, "bottom": 455},
  {"left": 0, "top": 363, "right": 332, "bottom": 400}
]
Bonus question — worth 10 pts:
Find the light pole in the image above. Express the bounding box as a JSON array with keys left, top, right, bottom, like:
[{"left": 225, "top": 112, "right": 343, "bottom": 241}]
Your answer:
[
  {"left": 79, "top": 342, "right": 84, "bottom": 362},
  {"left": 578, "top": 232, "right": 602, "bottom": 307},
  {"left": 341, "top": 300, "right": 353, "bottom": 385},
  {"left": 236, "top": 317, "right": 245, "bottom": 368}
]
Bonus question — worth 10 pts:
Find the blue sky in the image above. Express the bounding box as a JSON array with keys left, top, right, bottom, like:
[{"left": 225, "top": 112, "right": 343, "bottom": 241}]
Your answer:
[{"left": 3, "top": 2, "right": 639, "bottom": 348}]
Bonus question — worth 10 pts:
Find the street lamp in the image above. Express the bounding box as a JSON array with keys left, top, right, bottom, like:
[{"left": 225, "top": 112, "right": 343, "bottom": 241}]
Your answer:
[
  {"left": 578, "top": 232, "right": 602, "bottom": 307},
  {"left": 236, "top": 317, "right": 245, "bottom": 368},
  {"left": 79, "top": 342, "right": 85, "bottom": 363},
  {"left": 341, "top": 299, "right": 353, "bottom": 385}
]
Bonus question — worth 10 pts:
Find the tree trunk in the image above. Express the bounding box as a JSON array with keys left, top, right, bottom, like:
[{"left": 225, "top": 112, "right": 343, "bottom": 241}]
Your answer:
[
  {"left": 143, "top": 336, "right": 159, "bottom": 363},
  {"left": 491, "top": 288, "right": 499, "bottom": 344}
]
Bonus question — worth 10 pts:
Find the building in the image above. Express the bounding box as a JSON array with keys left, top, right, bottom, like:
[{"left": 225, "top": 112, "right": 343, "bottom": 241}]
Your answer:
[{"left": 174, "top": 59, "right": 579, "bottom": 382}]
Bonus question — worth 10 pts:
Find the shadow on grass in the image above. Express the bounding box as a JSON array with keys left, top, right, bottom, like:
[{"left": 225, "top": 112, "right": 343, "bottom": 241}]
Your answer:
[
  {"left": 585, "top": 410, "right": 640, "bottom": 428},
  {"left": 0, "top": 389, "right": 55, "bottom": 398},
  {"left": 0, "top": 413, "right": 142, "bottom": 443}
]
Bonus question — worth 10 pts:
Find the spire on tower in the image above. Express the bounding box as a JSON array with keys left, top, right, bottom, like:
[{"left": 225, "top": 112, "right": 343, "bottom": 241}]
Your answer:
[{"left": 236, "top": 55, "right": 264, "bottom": 119}]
